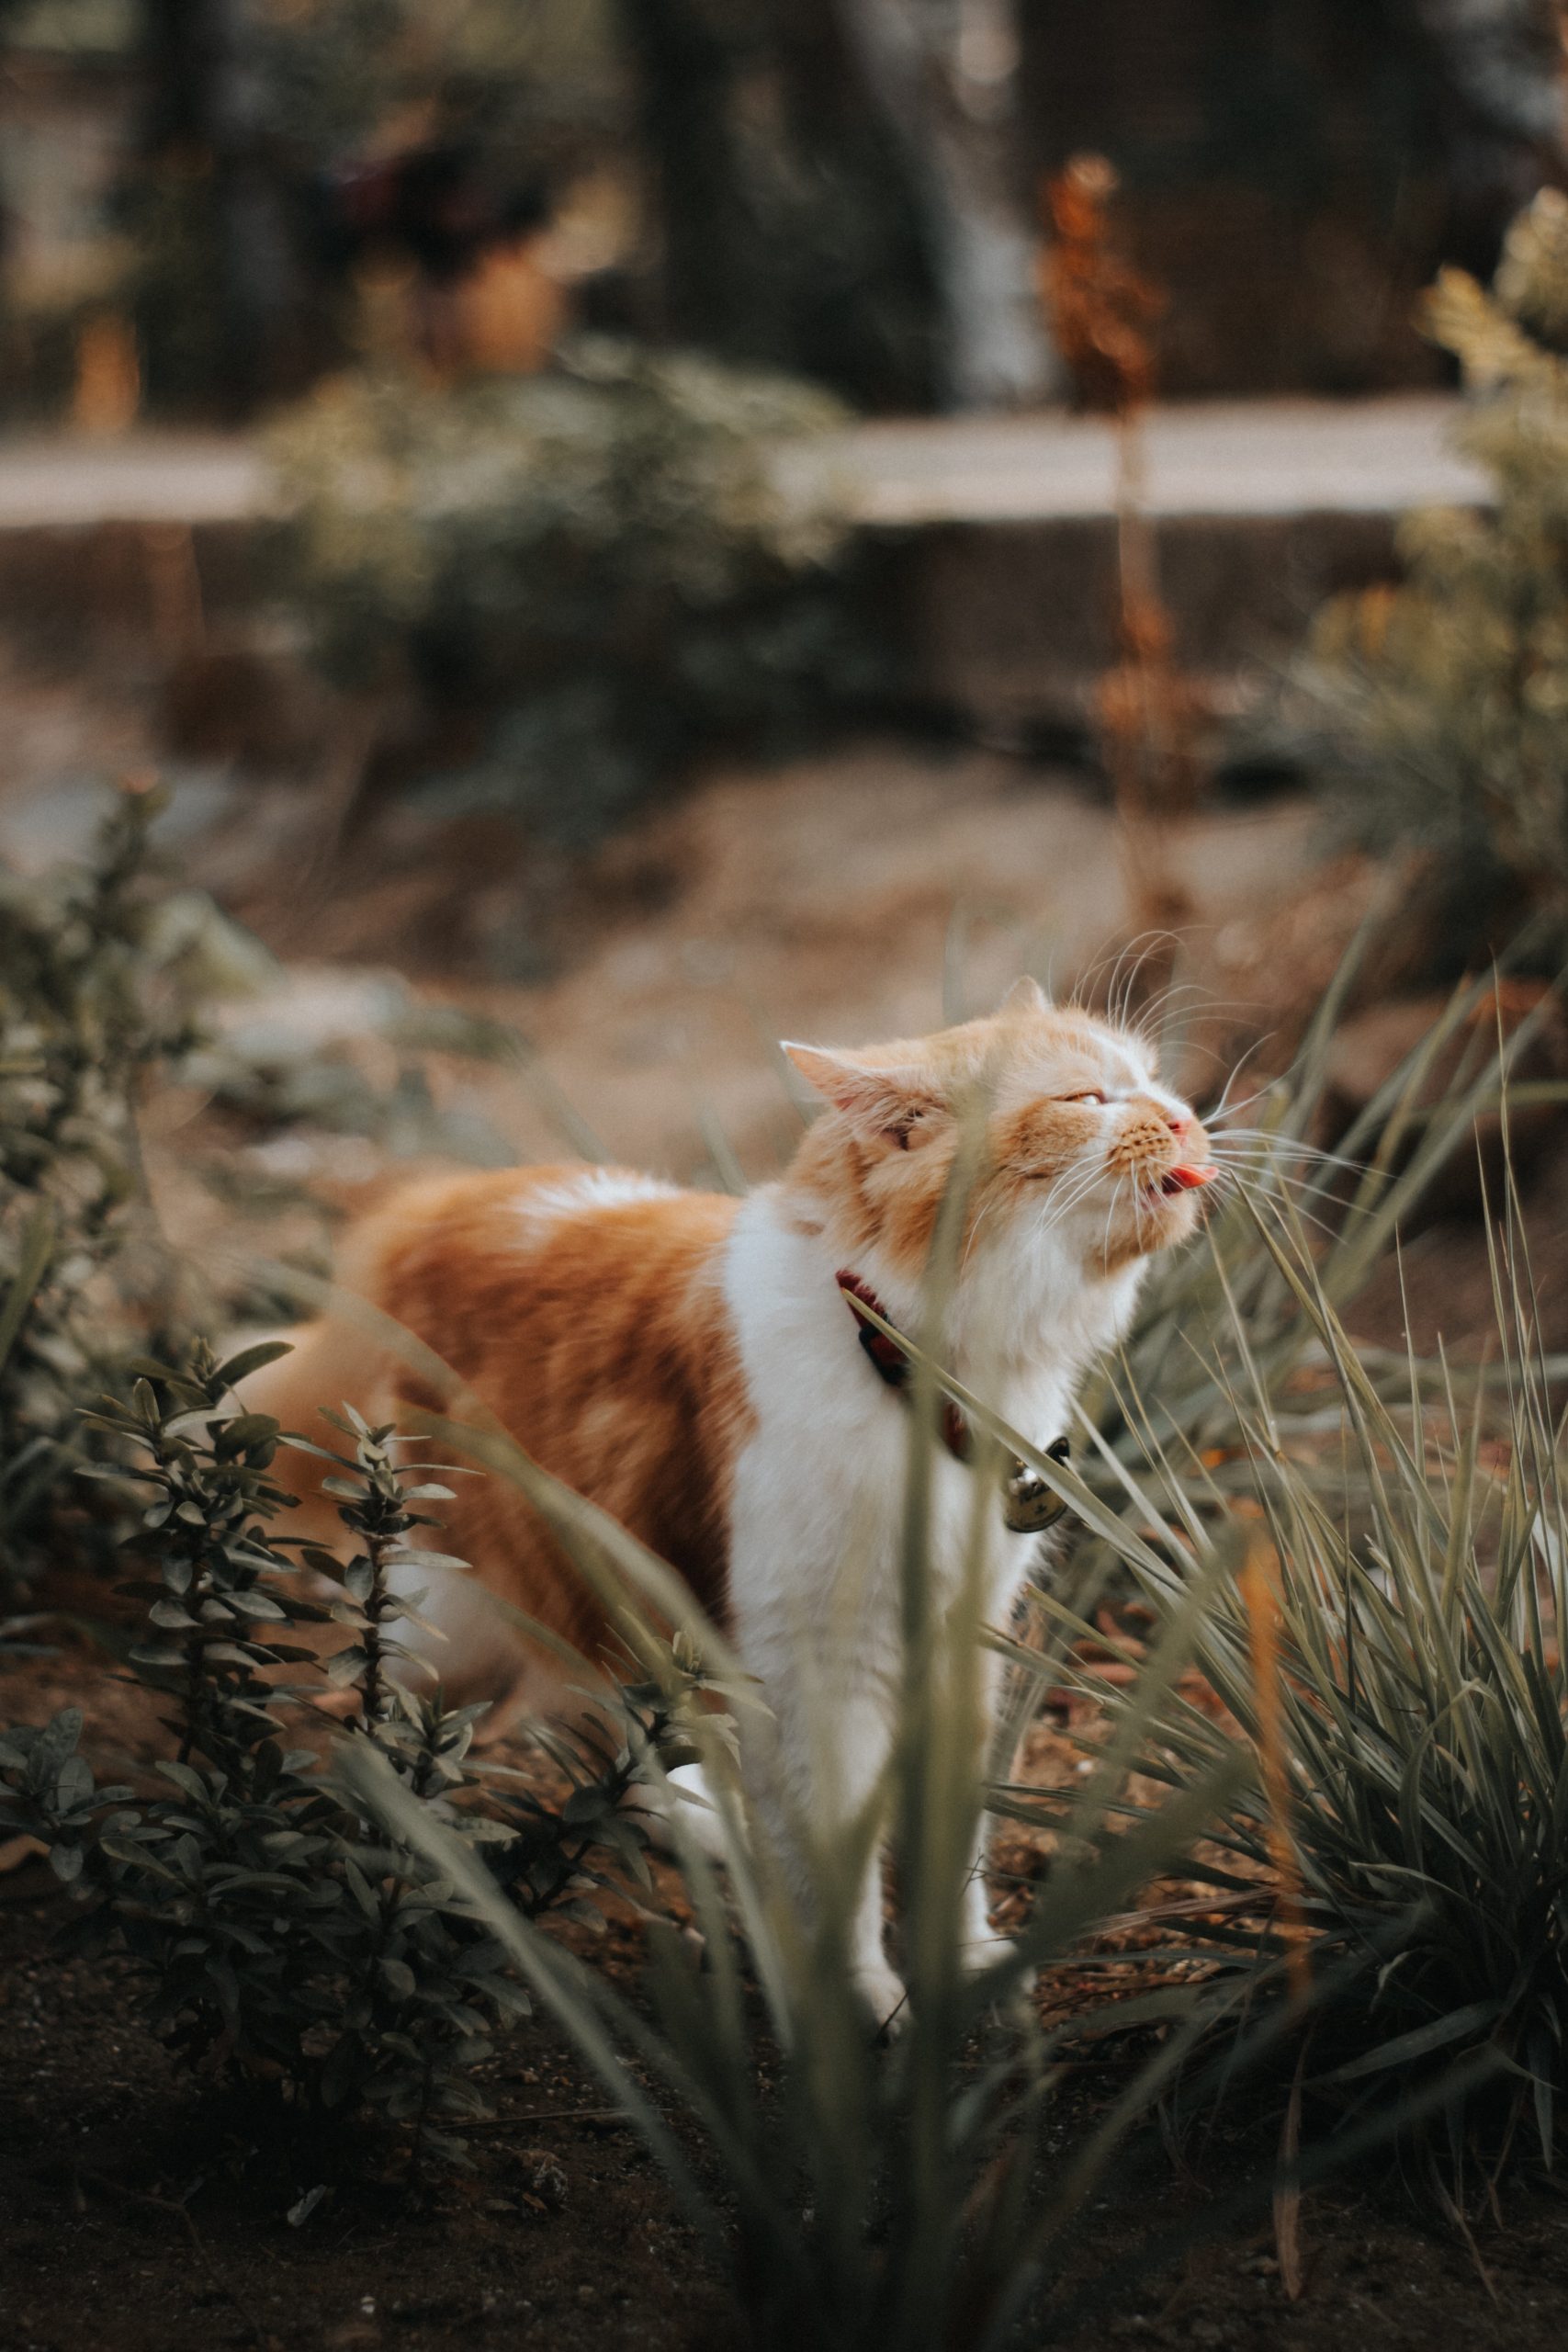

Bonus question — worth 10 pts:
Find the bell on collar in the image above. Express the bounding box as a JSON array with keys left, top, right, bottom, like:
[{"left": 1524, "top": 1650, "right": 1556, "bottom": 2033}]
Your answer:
[{"left": 1001, "top": 1436, "right": 1071, "bottom": 1535}]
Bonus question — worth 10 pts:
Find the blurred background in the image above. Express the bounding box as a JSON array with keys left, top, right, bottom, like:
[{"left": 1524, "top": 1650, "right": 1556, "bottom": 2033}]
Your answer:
[
  {"left": 3, "top": 0, "right": 1568, "bottom": 1321},
  {"left": 3, "top": 0, "right": 1559, "bottom": 414}
]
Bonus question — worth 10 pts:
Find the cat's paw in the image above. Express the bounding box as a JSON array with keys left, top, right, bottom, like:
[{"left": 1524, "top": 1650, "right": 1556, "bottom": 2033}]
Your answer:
[
  {"left": 958, "top": 1929, "right": 1020, "bottom": 1977},
  {"left": 851, "top": 1961, "right": 911, "bottom": 2037},
  {"left": 959, "top": 1932, "right": 1037, "bottom": 2007}
]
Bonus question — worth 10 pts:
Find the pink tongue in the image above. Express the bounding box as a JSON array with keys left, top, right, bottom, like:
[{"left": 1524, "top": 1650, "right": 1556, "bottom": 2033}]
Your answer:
[{"left": 1161, "top": 1163, "right": 1219, "bottom": 1194}]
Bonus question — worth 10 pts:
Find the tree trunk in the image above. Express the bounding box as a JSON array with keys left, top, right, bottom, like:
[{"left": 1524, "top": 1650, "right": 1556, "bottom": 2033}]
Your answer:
[
  {"left": 835, "top": 0, "right": 1057, "bottom": 408},
  {"left": 207, "top": 0, "right": 310, "bottom": 404},
  {"left": 139, "top": 0, "right": 307, "bottom": 413},
  {"left": 615, "top": 0, "right": 773, "bottom": 356},
  {"left": 616, "top": 0, "right": 942, "bottom": 408}
]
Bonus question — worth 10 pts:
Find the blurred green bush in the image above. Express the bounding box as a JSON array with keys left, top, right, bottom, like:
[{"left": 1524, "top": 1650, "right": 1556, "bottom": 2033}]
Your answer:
[
  {"left": 267, "top": 338, "right": 881, "bottom": 845},
  {"left": 0, "top": 784, "right": 220, "bottom": 1586},
  {"left": 0, "top": 785, "right": 534, "bottom": 1600},
  {"left": 1299, "top": 189, "right": 1568, "bottom": 958}
]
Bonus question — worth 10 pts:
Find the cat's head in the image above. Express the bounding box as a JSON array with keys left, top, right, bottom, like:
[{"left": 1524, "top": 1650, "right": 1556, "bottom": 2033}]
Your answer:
[{"left": 782, "top": 978, "right": 1214, "bottom": 1337}]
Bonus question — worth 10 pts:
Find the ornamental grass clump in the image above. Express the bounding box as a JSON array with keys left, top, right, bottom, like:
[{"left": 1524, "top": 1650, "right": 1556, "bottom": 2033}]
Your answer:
[
  {"left": 0, "top": 1341, "right": 708, "bottom": 2170},
  {"left": 1089, "top": 953, "right": 1568, "bottom": 1510},
  {"left": 341, "top": 1190, "right": 1270, "bottom": 2351},
  {"left": 1060, "top": 1177, "right": 1568, "bottom": 2191}
]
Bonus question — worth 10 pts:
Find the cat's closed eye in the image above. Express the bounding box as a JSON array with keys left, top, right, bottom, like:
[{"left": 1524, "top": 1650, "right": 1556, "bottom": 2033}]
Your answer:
[{"left": 1060, "top": 1090, "right": 1107, "bottom": 1105}]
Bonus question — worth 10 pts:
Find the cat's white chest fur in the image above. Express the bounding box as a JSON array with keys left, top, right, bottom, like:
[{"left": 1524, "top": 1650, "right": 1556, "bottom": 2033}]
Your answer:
[
  {"left": 722, "top": 1190, "right": 1057, "bottom": 1642},
  {"left": 722, "top": 1184, "right": 1142, "bottom": 1630},
  {"left": 715, "top": 1184, "right": 1145, "bottom": 2017}
]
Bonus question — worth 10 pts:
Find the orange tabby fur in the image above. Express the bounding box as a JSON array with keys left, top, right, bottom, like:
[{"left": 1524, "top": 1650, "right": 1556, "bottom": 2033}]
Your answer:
[{"left": 261, "top": 1169, "right": 752, "bottom": 1671}]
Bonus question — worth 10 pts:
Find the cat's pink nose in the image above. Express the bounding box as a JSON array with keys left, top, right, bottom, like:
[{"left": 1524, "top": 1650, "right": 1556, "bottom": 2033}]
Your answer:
[{"left": 1166, "top": 1109, "right": 1189, "bottom": 1134}]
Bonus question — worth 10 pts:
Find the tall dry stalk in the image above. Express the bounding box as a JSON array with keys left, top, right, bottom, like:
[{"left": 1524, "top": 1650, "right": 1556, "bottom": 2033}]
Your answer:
[
  {"left": 1239, "top": 1533, "right": 1313, "bottom": 2009},
  {"left": 1041, "top": 155, "right": 1204, "bottom": 1001}
]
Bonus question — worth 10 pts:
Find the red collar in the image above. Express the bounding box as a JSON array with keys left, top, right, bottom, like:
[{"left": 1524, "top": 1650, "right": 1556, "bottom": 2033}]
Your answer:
[
  {"left": 834, "top": 1268, "right": 1072, "bottom": 1533},
  {"left": 835, "top": 1268, "right": 975, "bottom": 1464}
]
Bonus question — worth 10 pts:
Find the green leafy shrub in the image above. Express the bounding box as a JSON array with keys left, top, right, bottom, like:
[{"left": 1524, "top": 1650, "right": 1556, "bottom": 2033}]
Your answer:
[
  {"left": 267, "top": 339, "right": 877, "bottom": 844},
  {"left": 0, "top": 786, "right": 569, "bottom": 1596},
  {"left": 0, "top": 783, "right": 217, "bottom": 1581},
  {"left": 1298, "top": 187, "right": 1568, "bottom": 953},
  {"left": 0, "top": 1342, "right": 708, "bottom": 2169}
]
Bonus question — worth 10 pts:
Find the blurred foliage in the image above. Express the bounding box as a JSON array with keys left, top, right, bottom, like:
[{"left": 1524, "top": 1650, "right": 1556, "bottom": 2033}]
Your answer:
[
  {"left": 269, "top": 338, "right": 880, "bottom": 843},
  {"left": 118, "top": 0, "right": 629, "bottom": 413},
  {"left": 0, "top": 1351, "right": 710, "bottom": 2170},
  {"left": 0, "top": 785, "right": 221, "bottom": 1582},
  {"left": 0, "top": 787, "right": 540, "bottom": 1596},
  {"left": 249, "top": 0, "right": 626, "bottom": 167},
  {"left": 1299, "top": 187, "right": 1568, "bottom": 956},
  {"left": 96, "top": 0, "right": 937, "bottom": 414},
  {"left": 1063, "top": 1187, "right": 1568, "bottom": 2190},
  {"left": 3, "top": 0, "right": 1559, "bottom": 417},
  {"left": 3, "top": 0, "right": 943, "bottom": 415}
]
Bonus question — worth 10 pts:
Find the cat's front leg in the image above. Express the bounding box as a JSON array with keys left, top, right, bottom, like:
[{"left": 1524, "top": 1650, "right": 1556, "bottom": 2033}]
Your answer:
[
  {"left": 833, "top": 1686, "right": 909, "bottom": 2031},
  {"left": 959, "top": 1841, "right": 1020, "bottom": 1983},
  {"left": 737, "top": 1609, "right": 908, "bottom": 2032},
  {"left": 959, "top": 1627, "right": 1029, "bottom": 1986}
]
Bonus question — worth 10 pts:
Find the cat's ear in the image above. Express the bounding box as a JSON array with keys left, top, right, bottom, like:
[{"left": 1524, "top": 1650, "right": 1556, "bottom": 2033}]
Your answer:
[
  {"left": 783, "top": 1044, "right": 943, "bottom": 1148},
  {"left": 1000, "top": 975, "right": 1050, "bottom": 1016}
]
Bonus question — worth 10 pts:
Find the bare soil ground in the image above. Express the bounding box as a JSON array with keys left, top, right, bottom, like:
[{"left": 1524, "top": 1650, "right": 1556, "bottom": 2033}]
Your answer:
[
  {"left": 6, "top": 1892, "right": 1568, "bottom": 2352},
  {"left": 6, "top": 1634, "right": 1568, "bottom": 2352}
]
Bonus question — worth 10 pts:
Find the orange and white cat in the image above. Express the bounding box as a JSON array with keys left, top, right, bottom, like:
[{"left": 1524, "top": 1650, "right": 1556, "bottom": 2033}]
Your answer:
[{"left": 251, "top": 979, "right": 1215, "bottom": 2021}]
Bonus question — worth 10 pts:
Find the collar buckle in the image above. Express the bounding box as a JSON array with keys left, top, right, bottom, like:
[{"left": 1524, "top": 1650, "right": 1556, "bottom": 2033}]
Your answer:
[
  {"left": 836, "top": 1270, "right": 1073, "bottom": 1537},
  {"left": 1002, "top": 1436, "right": 1071, "bottom": 1534}
]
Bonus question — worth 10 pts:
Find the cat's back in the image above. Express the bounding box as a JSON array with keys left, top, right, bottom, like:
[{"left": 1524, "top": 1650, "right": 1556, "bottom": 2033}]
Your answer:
[
  {"left": 238, "top": 1164, "right": 752, "bottom": 1676},
  {"left": 265, "top": 1161, "right": 757, "bottom": 1635},
  {"left": 361, "top": 1162, "right": 745, "bottom": 1394}
]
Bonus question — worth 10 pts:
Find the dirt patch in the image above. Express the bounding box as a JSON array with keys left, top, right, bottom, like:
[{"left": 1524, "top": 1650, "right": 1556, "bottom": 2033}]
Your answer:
[
  {"left": 6, "top": 1626, "right": 1568, "bottom": 2352},
  {"left": 209, "top": 753, "right": 1356, "bottom": 1170},
  {"left": 0, "top": 1870, "right": 722, "bottom": 2352},
  {"left": 6, "top": 1843, "right": 1568, "bottom": 2352}
]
